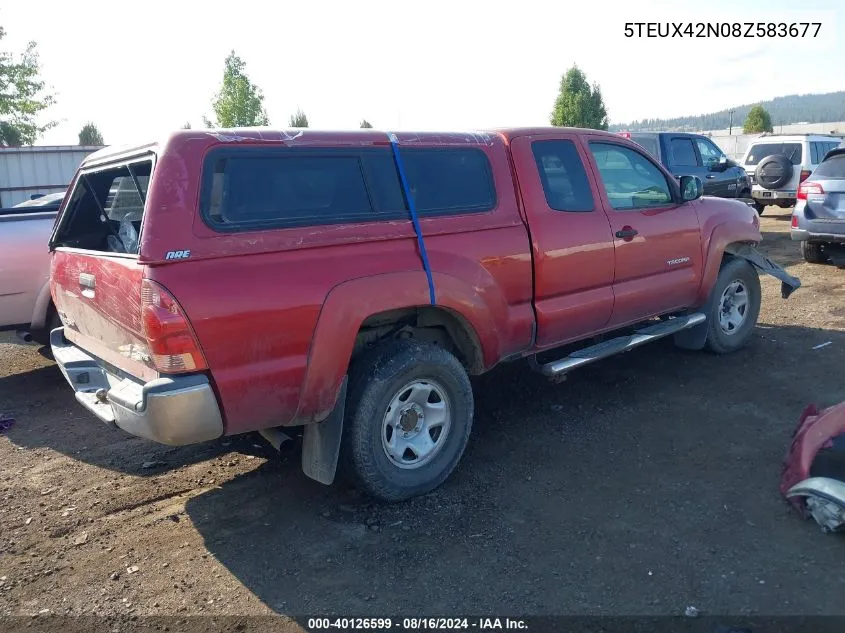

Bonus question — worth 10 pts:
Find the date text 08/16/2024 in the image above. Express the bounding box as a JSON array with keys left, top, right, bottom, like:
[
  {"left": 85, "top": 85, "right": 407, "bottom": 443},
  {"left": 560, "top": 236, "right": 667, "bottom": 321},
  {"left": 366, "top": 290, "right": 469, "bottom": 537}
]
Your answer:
[
  {"left": 623, "top": 22, "right": 822, "bottom": 38},
  {"left": 306, "top": 618, "right": 528, "bottom": 631}
]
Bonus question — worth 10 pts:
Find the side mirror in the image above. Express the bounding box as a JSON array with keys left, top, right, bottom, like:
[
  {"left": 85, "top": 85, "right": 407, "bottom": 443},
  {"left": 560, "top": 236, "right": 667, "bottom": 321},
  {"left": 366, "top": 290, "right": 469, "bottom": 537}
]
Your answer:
[
  {"left": 710, "top": 156, "right": 729, "bottom": 172},
  {"left": 680, "top": 175, "right": 703, "bottom": 201}
]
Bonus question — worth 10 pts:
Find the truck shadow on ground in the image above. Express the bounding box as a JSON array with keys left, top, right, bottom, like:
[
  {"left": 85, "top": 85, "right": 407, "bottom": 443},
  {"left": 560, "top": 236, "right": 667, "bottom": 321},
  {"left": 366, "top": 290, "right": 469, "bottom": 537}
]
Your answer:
[
  {"left": 185, "top": 323, "right": 845, "bottom": 615},
  {"left": 0, "top": 359, "right": 271, "bottom": 476}
]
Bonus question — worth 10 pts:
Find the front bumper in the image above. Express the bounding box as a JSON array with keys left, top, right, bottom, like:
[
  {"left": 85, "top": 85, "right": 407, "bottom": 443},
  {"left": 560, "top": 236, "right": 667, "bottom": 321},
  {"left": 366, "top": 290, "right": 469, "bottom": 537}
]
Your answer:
[{"left": 50, "top": 328, "right": 224, "bottom": 446}]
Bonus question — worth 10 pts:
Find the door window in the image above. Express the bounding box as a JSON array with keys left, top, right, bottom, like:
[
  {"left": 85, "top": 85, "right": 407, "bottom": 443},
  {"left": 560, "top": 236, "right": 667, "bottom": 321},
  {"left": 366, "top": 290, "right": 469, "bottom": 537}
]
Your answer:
[
  {"left": 669, "top": 138, "right": 699, "bottom": 167},
  {"left": 530, "top": 140, "right": 594, "bottom": 212},
  {"left": 589, "top": 143, "right": 674, "bottom": 210},
  {"left": 695, "top": 138, "right": 726, "bottom": 169}
]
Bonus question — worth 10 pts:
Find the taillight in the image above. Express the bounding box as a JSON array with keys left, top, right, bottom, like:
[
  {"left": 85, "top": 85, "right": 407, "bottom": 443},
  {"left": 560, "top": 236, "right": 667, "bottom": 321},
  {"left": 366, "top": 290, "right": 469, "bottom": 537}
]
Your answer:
[
  {"left": 140, "top": 279, "right": 207, "bottom": 373},
  {"left": 797, "top": 181, "right": 824, "bottom": 200},
  {"left": 799, "top": 170, "right": 812, "bottom": 184},
  {"left": 618, "top": 131, "right": 631, "bottom": 138},
  {"left": 791, "top": 214, "right": 798, "bottom": 228}
]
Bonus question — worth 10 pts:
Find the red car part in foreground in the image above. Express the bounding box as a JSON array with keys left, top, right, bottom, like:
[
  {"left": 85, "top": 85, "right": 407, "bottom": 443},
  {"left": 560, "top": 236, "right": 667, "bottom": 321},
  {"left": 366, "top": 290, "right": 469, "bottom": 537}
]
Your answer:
[{"left": 782, "top": 401, "right": 845, "bottom": 532}]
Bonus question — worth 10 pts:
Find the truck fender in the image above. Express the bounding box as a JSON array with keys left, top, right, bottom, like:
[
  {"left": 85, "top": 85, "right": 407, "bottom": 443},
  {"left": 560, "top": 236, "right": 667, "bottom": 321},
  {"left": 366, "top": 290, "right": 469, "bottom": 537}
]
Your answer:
[
  {"left": 694, "top": 222, "right": 761, "bottom": 307},
  {"left": 675, "top": 225, "right": 801, "bottom": 351},
  {"left": 295, "top": 271, "right": 500, "bottom": 426}
]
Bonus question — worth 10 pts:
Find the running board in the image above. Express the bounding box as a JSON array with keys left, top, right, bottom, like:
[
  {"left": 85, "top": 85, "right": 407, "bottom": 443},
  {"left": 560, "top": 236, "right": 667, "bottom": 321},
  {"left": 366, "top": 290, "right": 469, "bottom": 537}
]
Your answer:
[{"left": 531, "top": 313, "right": 707, "bottom": 380}]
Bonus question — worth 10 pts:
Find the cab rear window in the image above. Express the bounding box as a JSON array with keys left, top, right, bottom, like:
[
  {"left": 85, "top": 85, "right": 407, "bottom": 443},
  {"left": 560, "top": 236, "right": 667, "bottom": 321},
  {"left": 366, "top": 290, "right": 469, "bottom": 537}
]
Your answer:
[
  {"left": 201, "top": 147, "right": 496, "bottom": 231},
  {"left": 745, "top": 143, "right": 802, "bottom": 166}
]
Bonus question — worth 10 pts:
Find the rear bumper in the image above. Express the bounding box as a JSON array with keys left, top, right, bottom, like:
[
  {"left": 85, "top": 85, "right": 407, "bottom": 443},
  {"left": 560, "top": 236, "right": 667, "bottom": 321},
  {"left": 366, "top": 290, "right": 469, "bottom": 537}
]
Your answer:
[
  {"left": 791, "top": 227, "right": 845, "bottom": 243},
  {"left": 50, "top": 328, "right": 224, "bottom": 445},
  {"left": 751, "top": 188, "right": 795, "bottom": 202}
]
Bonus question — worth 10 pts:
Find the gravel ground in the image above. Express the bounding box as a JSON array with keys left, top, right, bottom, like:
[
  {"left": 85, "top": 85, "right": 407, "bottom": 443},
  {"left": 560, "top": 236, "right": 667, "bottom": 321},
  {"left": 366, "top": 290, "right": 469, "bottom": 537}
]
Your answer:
[{"left": 1, "top": 207, "right": 845, "bottom": 623}]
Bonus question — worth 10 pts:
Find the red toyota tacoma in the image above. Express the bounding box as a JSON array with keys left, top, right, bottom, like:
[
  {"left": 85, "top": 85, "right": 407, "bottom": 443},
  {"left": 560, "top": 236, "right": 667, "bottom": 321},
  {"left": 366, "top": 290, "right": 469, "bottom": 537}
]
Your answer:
[{"left": 47, "top": 128, "right": 800, "bottom": 502}]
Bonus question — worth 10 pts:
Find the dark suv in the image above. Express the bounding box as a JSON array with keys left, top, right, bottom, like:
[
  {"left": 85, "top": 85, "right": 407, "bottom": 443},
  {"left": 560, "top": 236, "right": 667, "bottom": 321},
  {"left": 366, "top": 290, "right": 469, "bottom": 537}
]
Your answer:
[{"left": 619, "top": 132, "right": 751, "bottom": 201}]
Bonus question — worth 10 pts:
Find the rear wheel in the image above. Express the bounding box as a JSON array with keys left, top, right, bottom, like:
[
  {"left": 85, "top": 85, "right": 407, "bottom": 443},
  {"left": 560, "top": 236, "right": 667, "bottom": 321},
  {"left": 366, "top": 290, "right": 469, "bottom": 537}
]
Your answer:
[
  {"left": 30, "top": 307, "right": 61, "bottom": 347},
  {"left": 340, "top": 340, "right": 474, "bottom": 502},
  {"left": 704, "top": 258, "right": 761, "bottom": 354},
  {"left": 801, "top": 241, "right": 828, "bottom": 264},
  {"left": 753, "top": 201, "right": 766, "bottom": 215}
]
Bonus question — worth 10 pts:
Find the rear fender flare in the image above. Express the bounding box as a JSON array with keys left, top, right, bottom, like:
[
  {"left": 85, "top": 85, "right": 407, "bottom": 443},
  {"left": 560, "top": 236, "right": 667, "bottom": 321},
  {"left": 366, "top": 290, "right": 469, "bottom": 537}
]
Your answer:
[{"left": 294, "top": 271, "right": 499, "bottom": 425}]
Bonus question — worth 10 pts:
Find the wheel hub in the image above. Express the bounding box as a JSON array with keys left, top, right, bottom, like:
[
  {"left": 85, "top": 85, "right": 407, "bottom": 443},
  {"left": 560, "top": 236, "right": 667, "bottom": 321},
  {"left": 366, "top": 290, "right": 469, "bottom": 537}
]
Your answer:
[
  {"left": 398, "top": 404, "right": 424, "bottom": 435},
  {"left": 381, "top": 380, "right": 452, "bottom": 470},
  {"left": 718, "top": 280, "right": 749, "bottom": 335}
]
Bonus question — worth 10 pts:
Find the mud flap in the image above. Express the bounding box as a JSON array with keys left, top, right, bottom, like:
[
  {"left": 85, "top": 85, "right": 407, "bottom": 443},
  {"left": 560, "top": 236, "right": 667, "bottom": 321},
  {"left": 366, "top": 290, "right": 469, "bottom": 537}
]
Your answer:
[
  {"left": 301, "top": 376, "right": 347, "bottom": 486},
  {"left": 786, "top": 477, "right": 845, "bottom": 533},
  {"left": 724, "top": 243, "right": 801, "bottom": 299}
]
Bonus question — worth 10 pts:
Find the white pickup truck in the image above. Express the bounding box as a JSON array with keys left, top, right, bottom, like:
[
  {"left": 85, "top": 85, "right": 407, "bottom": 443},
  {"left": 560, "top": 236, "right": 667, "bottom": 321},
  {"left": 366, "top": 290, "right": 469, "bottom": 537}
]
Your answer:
[{"left": 0, "top": 192, "right": 65, "bottom": 344}]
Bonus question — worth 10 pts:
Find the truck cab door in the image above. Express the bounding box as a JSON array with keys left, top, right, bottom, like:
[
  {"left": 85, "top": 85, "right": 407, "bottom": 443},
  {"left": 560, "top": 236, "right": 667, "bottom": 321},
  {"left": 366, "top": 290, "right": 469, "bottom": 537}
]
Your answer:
[
  {"left": 694, "top": 136, "right": 736, "bottom": 198},
  {"left": 666, "top": 135, "right": 712, "bottom": 194},
  {"left": 509, "top": 133, "right": 615, "bottom": 348},
  {"left": 582, "top": 138, "right": 703, "bottom": 328}
]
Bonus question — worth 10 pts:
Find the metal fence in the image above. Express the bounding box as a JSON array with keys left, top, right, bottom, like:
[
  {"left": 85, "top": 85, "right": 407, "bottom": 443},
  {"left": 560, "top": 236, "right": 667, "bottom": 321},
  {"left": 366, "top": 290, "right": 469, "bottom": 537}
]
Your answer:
[{"left": 0, "top": 146, "right": 103, "bottom": 207}]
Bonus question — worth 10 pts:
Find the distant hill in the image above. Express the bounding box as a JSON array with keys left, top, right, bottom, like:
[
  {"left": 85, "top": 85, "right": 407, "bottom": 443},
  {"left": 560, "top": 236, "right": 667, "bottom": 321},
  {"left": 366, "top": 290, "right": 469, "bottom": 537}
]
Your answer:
[{"left": 611, "top": 91, "right": 845, "bottom": 132}]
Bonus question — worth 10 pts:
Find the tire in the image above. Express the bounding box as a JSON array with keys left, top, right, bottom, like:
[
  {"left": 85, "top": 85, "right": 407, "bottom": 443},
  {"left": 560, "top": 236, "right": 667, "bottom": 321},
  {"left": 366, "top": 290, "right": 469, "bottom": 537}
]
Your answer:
[
  {"left": 801, "top": 241, "right": 828, "bottom": 264},
  {"left": 704, "top": 258, "right": 761, "bottom": 354},
  {"left": 753, "top": 201, "right": 766, "bottom": 215},
  {"left": 340, "top": 339, "right": 474, "bottom": 503},
  {"left": 30, "top": 307, "right": 61, "bottom": 347},
  {"left": 754, "top": 154, "right": 793, "bottom": 190}
]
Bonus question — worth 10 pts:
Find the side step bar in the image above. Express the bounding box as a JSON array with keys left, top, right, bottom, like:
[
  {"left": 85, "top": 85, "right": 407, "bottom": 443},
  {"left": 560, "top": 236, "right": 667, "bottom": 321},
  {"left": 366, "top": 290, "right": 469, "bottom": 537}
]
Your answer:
[{"left": 531, "top": 313, "right": 706, "bottom": 380}]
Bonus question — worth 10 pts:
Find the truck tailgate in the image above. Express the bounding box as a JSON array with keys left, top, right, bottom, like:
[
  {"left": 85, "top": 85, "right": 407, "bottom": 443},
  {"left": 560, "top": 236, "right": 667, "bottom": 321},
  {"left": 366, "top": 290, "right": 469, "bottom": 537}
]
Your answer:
[{"left": 50, "top": 250, "right": 156, "bottom": 382}]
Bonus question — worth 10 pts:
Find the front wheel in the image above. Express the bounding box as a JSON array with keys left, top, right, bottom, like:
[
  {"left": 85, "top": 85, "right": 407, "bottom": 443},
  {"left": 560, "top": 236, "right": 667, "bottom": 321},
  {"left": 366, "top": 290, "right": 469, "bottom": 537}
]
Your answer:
[
  {"left": 704, "top": 258, "right": 761, "bottom": 354},
  {"left": 340, "top": 340, "right": 474, "bottom": 502},
  {"left": 753, "top": 201, "right": 766, "bottom": 215}
]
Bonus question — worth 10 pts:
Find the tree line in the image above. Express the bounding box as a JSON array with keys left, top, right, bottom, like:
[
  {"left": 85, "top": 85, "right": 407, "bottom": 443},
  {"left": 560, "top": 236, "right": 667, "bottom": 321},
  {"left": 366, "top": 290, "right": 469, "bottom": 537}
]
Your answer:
[{"left": 0, "top": 24, "right": 790, "bottom": 148}]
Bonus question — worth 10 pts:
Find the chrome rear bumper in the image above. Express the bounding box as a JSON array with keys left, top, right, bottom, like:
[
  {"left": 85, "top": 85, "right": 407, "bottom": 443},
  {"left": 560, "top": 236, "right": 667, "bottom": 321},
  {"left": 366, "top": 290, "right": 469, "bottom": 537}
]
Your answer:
[{"left": 50, "top": 327, "right": 224, "bottom": 445}]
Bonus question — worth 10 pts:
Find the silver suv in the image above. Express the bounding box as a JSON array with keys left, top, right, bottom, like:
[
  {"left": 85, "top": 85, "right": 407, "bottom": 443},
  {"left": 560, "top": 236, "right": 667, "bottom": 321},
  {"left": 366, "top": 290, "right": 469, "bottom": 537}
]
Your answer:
[
  {"left": 740, "top": 134, "right": 842, "bottom": 214},
  {"left": 791, "top": 144, "right": 845, "bottom": 264}
]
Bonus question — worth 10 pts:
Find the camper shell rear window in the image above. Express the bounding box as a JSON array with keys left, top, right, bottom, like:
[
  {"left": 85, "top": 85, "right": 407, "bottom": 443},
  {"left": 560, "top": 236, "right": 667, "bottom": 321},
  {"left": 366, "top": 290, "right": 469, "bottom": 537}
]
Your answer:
[{"left": 51, "top": 157, "right": 153, "bottom": 255}]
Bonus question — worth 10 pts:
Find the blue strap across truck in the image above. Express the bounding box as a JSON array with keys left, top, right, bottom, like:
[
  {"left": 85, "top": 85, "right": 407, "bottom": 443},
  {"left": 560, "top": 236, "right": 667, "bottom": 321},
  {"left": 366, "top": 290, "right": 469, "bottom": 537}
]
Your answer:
[{"left": 388, "top": 132, "right": 436, "bottom": 305}]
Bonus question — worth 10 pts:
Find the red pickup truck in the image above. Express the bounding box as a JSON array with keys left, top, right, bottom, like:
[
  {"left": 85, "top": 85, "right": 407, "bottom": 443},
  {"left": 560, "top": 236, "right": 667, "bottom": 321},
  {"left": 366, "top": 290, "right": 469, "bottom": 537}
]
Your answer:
[{"left": 47, "top": 128, "right": 800, "bottom": 502}]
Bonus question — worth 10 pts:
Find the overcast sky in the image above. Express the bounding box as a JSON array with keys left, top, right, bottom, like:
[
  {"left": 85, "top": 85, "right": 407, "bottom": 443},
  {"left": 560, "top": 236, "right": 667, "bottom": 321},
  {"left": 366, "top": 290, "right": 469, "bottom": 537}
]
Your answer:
[{"left": 1, "top": 0, "right": 841, "bottom": 146}]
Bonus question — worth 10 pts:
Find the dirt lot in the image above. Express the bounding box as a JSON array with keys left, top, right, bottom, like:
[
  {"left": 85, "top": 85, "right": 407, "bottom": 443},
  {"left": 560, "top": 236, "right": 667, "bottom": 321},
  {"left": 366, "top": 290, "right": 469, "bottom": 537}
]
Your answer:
[{"left": 2, "top": 207, "right": 845, "bottom": 622}]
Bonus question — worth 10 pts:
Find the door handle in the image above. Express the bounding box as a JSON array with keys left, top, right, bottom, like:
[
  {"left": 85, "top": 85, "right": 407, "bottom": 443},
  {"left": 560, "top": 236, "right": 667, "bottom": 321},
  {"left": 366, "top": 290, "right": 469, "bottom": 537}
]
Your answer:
[
  {"left": 615, "top": 227, "right": 638, "bottom": 240},
  {"left": 706, "top": 175, "right": 716, "bottom": 179}
]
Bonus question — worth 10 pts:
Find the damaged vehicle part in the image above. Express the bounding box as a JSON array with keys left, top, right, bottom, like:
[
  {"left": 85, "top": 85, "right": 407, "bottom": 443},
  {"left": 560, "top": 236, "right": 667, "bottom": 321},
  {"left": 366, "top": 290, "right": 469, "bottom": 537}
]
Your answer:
[
  {"left": 781, "top": 401, "right": 845, "bottom": 531},
  {"left": 786, "top": 477, "right": 845, "bottom": 533},
  {"left": 724, "top": 243, "right": 801, "bottom": 299}
]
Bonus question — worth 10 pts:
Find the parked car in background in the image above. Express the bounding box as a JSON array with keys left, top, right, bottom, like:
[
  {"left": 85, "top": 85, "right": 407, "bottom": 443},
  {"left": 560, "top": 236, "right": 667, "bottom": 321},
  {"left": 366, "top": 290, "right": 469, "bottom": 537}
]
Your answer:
[
  {"left": 48, "top": 128, "right": 798, "bottom": 503},
  {"left": 791, "top": 144, "right": 845, "bottom": 264},
  {"left": 0, "top": 192, "right": 65, "bottom": 343},
  {"left": 618, "top": 131, "right": 751, "bottom": 202},
  {"left": 741, "top": 134, "right": 842, "bottom": 215}
]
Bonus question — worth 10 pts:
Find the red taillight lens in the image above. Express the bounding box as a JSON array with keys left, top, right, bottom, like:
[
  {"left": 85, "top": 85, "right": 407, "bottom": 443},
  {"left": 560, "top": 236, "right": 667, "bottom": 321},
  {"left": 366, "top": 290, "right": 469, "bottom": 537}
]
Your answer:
[
  {"left": 140, "top": 279, "right": 207, "bottom": 373},
  {"left": 797, "top": 181, "right": 824, "bottom": 200},
  {"left": 791, "top": 214, "right": 798, "bottom": 228},
  {"left": 618, "top": 131, "right": 631, "bottom": 138},
  {"left": 799, "top": 170, "right": 812, "bottom": 184}
]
